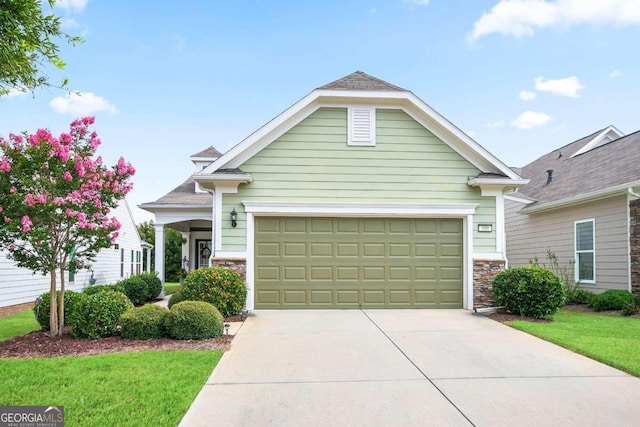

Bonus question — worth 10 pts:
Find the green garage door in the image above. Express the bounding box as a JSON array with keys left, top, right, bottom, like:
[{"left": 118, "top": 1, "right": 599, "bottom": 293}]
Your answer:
[{"left": 254, "top": 217, "right": 463, "bottom": 309}]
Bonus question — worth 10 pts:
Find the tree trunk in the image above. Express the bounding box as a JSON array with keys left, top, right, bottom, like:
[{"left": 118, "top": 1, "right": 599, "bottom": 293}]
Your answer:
[
  {"left": 49, "top": 271, "right": 58, "bottom": 336},
  {"left": 58, "top": 268, "right": 66, "bottom": 336}
]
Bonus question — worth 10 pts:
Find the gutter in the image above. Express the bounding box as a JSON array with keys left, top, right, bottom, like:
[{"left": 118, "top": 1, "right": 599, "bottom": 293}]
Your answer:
[{"left": 629, "top": 187, "right": 640, "bottom": 199}]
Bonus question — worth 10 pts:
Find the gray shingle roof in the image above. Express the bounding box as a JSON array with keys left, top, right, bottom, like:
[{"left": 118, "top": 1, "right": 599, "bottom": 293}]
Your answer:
[
  {"left": 317, "top": 71, "right": 406, "bottom": 92},
  {"left": 517, "top": 128, "right": 640, "bottom": 204},
  {"left": 191, "top": 146, "right": 222, "bottom": 158},
  {"left": 150, "top": 176, "right": 212, "bottom": 205}
]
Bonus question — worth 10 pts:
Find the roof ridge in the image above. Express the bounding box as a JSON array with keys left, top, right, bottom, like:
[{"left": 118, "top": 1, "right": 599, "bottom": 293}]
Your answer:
[{"left": 316, "top": 71, "right": 407, "bottom": 91}]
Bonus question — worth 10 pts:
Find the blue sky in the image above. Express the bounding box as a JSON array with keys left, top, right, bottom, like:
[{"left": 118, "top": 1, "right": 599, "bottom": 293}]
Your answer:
[{"left": 2, "top": 0, "right": 639, "bottom": 223}]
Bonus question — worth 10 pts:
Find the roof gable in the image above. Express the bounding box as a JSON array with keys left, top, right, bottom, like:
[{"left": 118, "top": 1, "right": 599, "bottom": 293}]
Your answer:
[{"left": 199, "top": 72, "right": 522, "bottom": 181}]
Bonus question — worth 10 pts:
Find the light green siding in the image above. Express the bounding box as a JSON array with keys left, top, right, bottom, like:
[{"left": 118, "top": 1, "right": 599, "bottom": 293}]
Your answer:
[{"left": 222, "top": 107, "right": 495, "bottom": 252}]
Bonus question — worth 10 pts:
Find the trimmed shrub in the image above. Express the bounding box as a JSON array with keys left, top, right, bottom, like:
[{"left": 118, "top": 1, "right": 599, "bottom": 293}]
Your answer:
[
  {"left": 564, "top": 287, "right": 595, "bottom": 305},
  {"left": 167, "top": 289, "right": 185, "bottom": 309},
  {"left": 137, "top": 272, "right": 163, "bottom": 300},
  {"left": 83, "top": 283, "right": 124, "bottom": 296},
  {"left": 622, "top": 304, "right": 640, "bottom": 317},
  {"left": 589, "top": 290, "right": 639, "bottom": 312},
  {"left": 120, "top": 304, "right": 169, "bottom": 340},
  {"left": 492, "top": 265, "right": 566, "bottom": 319},
  {"left": 181, "top": 267, "right": 247, "bottom": 317},
  {"left": 70, "top": 291, "right": 134, "bottom": 339},
  {"left": 119, "top": 276, "right": 149, "bottom": 306},
  {"left": 33, "top": 290, "right": 84, "bottom": 331},
  {"left": 165, "top": 301, "right": 223, "bottom": 340}
]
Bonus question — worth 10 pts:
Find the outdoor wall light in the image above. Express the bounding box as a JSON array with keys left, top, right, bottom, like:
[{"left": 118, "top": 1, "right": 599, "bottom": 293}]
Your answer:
[{"left": 230, "top": 208, "right": 238, "bottom": 228}]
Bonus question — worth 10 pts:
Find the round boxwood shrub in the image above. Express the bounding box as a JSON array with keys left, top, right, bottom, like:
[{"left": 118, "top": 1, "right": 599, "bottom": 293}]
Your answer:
[
  {"left": 137, "top": 273, "right": 162, "bottom": 300},
  {"left": 70, "top": 291, "right": 134, "bottom": 339},
  {"left": 33, "top": 290, "right": 84, "bottom": 331},
  {"left": 167, "top": 289, "right": 185, "bottom": 309},
  {"left": 165, "top": 301, "right": 223, "bottom": 340},
  {"left": 589, "top": 290, "right": 639, "bottom": 312},
  {"left": 492, "top": 265, "right": 566, "bottom": 319},
  {"left": 83, "top": 283, "right": 124, "bottom": 296},
  {"left": 118, "top": 276, "right": 149, "bottom": 306},
  {"left": 181, "top": 267, "right": 247, "bottom": 317},
  {"left": 120, "top": 304, "right": 169, "bottom": 340}
]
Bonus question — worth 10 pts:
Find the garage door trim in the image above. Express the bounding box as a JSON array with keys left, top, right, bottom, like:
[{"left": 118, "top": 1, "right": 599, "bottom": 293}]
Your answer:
[{"left": 243, "top": 201, "right": 476, "bottom": 310}]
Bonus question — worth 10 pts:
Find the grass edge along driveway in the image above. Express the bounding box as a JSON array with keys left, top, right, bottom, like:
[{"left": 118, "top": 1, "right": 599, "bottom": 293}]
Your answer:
[
  {"left": 0, "top": 350, "right": 222, "bottom": 427},
  {"left": 508, "top": 309, "right": 640, "bottom": 377}
]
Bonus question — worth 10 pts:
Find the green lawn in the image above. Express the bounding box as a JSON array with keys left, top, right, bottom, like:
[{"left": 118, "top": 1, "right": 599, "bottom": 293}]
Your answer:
[
  {"left": 0, "top": 309, "right": 40, "bottom": 341},
  {"left": 508, "top": 310, "right": 640, "bottom": 376},
  {"left": 0, "top": 350, "right": 222, "bottom": 426},
  {"left": 163, "top": 282, "right": 181, "bottom": 295}
]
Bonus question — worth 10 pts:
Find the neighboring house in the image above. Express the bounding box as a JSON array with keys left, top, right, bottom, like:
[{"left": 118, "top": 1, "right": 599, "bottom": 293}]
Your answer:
[
  {"left": 505, "top": 126, "right": 640, "bottom": 296},
  {"left": 0, "top": 199, "right": 148, "bottom": 308},
  {"left": 140, "top": 71, "right": 527, "bottom": 310}
]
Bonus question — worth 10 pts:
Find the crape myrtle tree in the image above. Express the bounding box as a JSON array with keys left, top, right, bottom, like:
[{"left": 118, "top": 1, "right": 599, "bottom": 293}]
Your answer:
[
  {"left": 0, "top": 117, "right": 135, "bottom": 336},
  {"left": 0, "top": 0, "right": 82, "bottom": 96}
]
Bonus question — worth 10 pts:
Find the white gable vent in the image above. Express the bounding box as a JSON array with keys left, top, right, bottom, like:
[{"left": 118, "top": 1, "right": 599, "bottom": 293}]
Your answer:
[{"left": 348, "top": 107, "right": 376, "bottom": 146}]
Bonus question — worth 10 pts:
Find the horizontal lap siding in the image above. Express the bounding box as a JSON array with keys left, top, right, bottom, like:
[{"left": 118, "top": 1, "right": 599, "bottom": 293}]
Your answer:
[
  {"left": 222, "top": 108, "right": 493, "bottom": 252},
  {"left": 506, "top": 194, "right": 629, "bottom": 292}
]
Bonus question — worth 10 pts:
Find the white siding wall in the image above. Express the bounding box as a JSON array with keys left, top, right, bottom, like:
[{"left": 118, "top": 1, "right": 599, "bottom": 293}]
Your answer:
[
  {"left": 0, "top": 200, "right": 143, "bottom": 308},
  {"left": 505, "top": 194, "right": 629, "bottom": 293}
]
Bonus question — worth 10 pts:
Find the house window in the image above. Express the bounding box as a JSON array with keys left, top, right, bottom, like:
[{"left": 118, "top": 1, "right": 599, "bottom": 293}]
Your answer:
[
  {"left": 348, "top": 107, "right": 376, "bottom": 146},
  {"left": 120, "top": 248, "right": 124, "bottom": 277},
  {"left": 575, "top": 219, "right": 595, "bottom": 283},
  {"left": 69, "top": 270, "right": 75, "bottom": 283},
  {"left": 136, "top": 251, "right": 141, "bottom": 274},
  {"left": 131, "top": 250, "right": 134, "bottom": 276}
]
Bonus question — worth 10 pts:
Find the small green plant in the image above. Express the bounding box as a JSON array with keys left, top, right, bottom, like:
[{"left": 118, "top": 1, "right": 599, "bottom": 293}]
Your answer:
[
  {"left": 565, "top": 288, "right": 595, "bottom": 305},
  {"left": 530, "top": 248, "right": 589, "bottom": 305},
  {"left": 118, "top": 276, "right": 149, "bottom": 306},
  {"left": 181, "top": 267, "right": 247, "bottom": 317},
  {"left": 167, "top": 289, "right": 186, "bottom": 309},
  {"left": 589, "top": 290, "right": 639, "bottom": 312},
  {"left": 137, "top": 272, "right": 163, "bottom": 300},
  {"left": 120, "top": 304, "right": 169, "bottom": 340},
  {"left": 492, "top": 265, "right": 566, "bottom": 319},
  {"left": 165, "top": 301, "right": 223, "bottom": 340},
  {"left": 70, "top": 291, "right": 134, "bottom": 339},
  {"left": 83, "top": 283, "right": 124, "bottom": 296},
  {"left": 33, "top": 290, "right": 84, "bottom": 331}
]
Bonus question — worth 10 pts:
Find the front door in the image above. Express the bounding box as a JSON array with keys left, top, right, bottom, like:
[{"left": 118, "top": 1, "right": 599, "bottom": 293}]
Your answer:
[{"left": 196, "top": 240, "right": 212, "bottom": 269}]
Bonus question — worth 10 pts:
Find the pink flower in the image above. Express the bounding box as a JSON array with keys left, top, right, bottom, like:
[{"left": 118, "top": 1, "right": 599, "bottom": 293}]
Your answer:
[
  {"left": 63, "top": 171, "right": 73, "bottom": 181},
  {"left": 0, "top": 206, "right": 3, "bottom": 213},
  {"left": 3, "top": 217, "right": 11, "bottom": 223},
  {"left": 25, "top": 194, "right": 35, "bottom": 207},
  {"left": 21, "top": 215, "right": 32, "bottom": 232},
  {"left": 0, "top": 156, "right": 10, "bottom": 172},
  {"left": 9, "top": 186, "right": 16, "bottom": 193}
]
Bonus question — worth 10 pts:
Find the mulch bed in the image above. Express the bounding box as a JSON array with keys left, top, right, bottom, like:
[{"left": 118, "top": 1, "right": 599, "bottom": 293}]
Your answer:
[{"left": 483, "top": 304, "right": 636, "bottom": 324}]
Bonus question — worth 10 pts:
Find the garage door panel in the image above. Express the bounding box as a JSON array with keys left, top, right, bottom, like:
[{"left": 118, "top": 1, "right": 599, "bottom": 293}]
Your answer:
[{"left": 254, "top": 217, "right": 463, "bottom": 309}]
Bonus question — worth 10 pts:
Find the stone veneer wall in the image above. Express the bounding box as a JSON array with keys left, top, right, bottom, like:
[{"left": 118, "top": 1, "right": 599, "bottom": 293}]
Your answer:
[
  {"left": 211, "top": 258, "right": 247, "bottom": 281},
  {"left": 631, "top": 199, "right": 640, "bottom": 297},
  {"left": 473, "top": 259, "right": 505, "bottom": 308}
]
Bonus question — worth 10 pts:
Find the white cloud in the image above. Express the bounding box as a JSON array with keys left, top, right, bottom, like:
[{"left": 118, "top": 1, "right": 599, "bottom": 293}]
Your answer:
[
  {"left": 469, "top": 0, "right": 640, "bottom": 41},
  {"left": 519, "top": 90, "right": 537, "bottom": 101},
  {"left": 534, "top": 76, "right": 584, "bottom": 97},
  {"left": 510, "top": 110, "right": 552, "bottom": 129},
  {"left": 5, "top": 87, "right": 27, "bottom": 98},
  {"left": 49, "top": 92, "right": 118, "bottom": 116},
  {"left": 486, "top": 120, "right": 505, "bottom": 129},
  {"left": 609, "top": 69, "right": 623, "bottom": 78},
  {"left": 55, "top": 0, "right": 88, "bottom": 14}
]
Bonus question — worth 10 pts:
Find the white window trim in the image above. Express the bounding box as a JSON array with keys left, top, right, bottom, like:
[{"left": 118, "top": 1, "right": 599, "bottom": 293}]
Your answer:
[
  {"left": 348, "top": 107, "right": 376, "bottom": 146},
  {"left": 574, "top": 218, "right": 596, "bottom": 284}
]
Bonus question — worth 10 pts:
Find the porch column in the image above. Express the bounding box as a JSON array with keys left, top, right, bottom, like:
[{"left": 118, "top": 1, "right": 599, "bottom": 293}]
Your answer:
[
  {"left": 181, "top": 231, "right": 191, "bottom": 271},
  {"left": 154, "top": 224, "right": 166, "bottom": 296}
]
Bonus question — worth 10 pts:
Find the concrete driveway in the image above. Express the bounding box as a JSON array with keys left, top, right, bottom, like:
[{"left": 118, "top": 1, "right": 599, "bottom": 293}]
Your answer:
[{"left": 179, "top": 310, "right": 640, "bottom": 426}]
